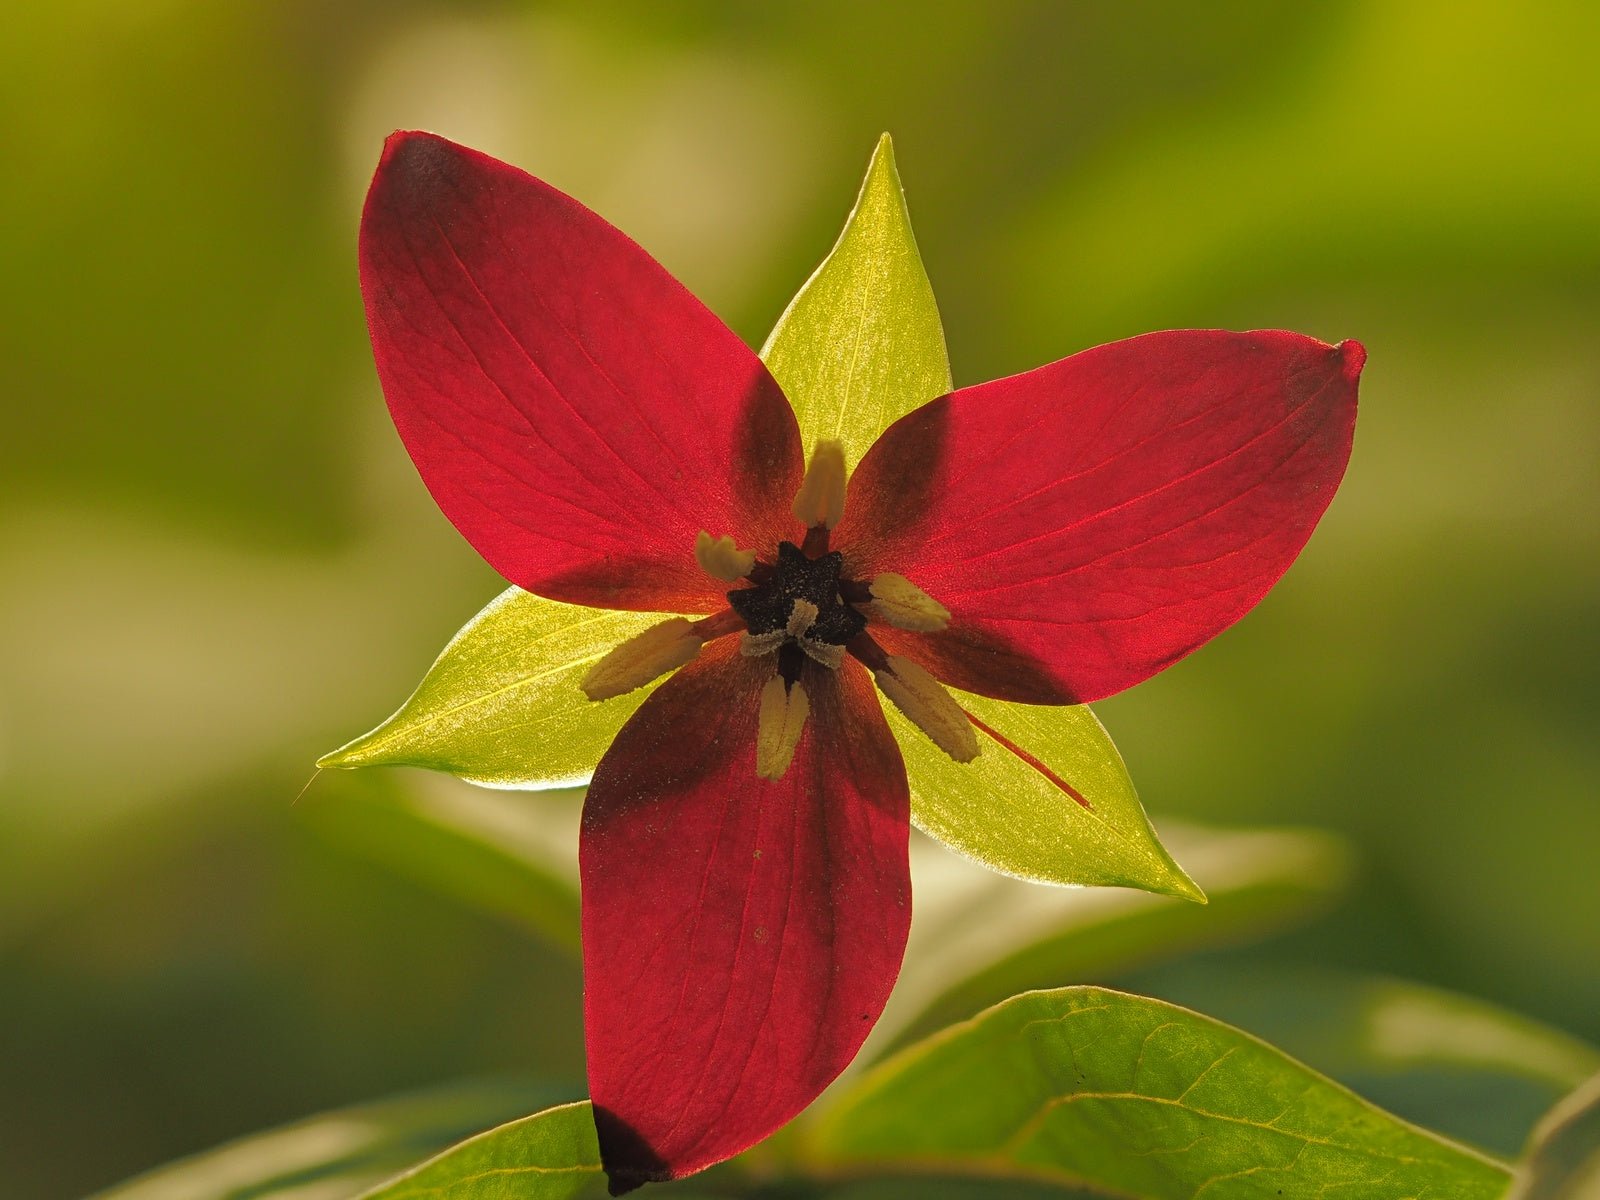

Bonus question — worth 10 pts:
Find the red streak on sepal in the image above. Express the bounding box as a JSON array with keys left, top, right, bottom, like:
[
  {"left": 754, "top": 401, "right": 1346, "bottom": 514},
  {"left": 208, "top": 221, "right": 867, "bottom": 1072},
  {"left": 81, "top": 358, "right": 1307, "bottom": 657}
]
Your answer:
[{"left": 965, "top": 712, "right": 1093, "bottom": 811}]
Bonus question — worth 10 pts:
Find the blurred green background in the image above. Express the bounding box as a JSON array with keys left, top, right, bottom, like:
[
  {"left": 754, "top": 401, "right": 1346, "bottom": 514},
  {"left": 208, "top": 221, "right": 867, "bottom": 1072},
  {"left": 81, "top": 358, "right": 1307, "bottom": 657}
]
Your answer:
[{"left": 3, "top": 1, "right": 1597, "bottom": 1195}]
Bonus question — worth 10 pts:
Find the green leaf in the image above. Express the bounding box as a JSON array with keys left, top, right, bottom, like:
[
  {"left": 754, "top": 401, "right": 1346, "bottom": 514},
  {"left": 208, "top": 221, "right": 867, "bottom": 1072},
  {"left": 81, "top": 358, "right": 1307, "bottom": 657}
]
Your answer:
[
  {"left": 319, "top": 588, "right": 689, "bottom": 788},
  {"left": 811, "top": 1180, "right": 1100, "bottom": 1200},
  {"left": 1510, "top": 1072, "right": 1600, "bottom": 1199},
  {"left": 92, "top": 1079, "right": 569, "bottom": 1200},
  {"left": 809, "top": 987, "right": 1513, "bottom": 1199},
  {"left": 760, "top": 133, "right": 951, "bottom": 472},
  {"left": 361, "top": 1100, "right": 601, "bottom": 1200},
  {"left": 300, "top": 771, "right": 583, "bottom": 956},
  {"left": 896, "top": 692, "right": 1202, "bottom": 899},
  {"left": 876, "top": 822, "right": 1350, "bottom": 1054},
  {"left": 1125, "top": 962, "right": 1600, "bottom": 1159}
]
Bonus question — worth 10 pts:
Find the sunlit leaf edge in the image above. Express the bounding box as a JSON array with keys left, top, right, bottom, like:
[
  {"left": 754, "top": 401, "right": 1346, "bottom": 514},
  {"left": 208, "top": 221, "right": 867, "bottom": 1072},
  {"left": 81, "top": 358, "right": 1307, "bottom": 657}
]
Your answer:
[
  {"left": 806, "top": 985, "right": 1514, "bottom": 1199},
  {"left": 358, "top": 1099, "right": 601, "bottom": 1200}
]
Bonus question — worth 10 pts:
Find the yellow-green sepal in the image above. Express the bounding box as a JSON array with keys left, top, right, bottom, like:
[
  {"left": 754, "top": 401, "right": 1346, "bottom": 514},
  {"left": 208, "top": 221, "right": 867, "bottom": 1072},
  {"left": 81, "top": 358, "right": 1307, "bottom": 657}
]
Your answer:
[
  {"left": 760, "top": 133, "right": 951, "bottom": 471},
  {"left": 318, "top": 588, "right": 689, "bottom": 789},
  {"left": 889, "top": 690, "right": 1204, "bottom": 901}
]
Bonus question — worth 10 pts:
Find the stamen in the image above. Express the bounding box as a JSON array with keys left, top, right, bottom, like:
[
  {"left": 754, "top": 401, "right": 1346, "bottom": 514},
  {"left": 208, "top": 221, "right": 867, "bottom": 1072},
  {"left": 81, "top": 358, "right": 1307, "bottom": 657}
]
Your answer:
[
  {"left": 873, "top": 655, "right": 980, "bottom": 763},
  {"left": 797, "top": 638, "right": 844, "bottom": 669},
  {"left": 741, "top": 599, "right": 850, "bottom": 672},
  {"left": 756, "top": 676, "right": 809, "bottom": 780},
  {"left": 801, "top": 524, "right": 830, "bottom": 557},
  {"left": 740, "top": 629, "right": 787, "bottom": 657},
  {"left": 695, "top": 531, "right": 755, "bottom": 582},
  {"left": 581, "top": 618, "right": 703, "bottom": 700},
  {"left": 791, "top": 439, "right": 846, "bottom": 530},
  {"left": 867, "top": 572, "right": 951, "bottom": 632},
  {"left": 785, "top": 599, "right": 819, "bottom": 638}
]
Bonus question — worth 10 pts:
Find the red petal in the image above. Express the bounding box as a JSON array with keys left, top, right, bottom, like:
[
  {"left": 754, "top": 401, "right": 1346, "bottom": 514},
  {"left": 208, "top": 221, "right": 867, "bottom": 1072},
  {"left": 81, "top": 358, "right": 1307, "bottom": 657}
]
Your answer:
[
  {"left": 580, "top": 641, "right": 909, "bottom": 1190},
  {"left": 838, "top": 331, "right": 1363, "bottom": 703},
  {"left": 359, "top": 132, "right": 803, "bottom": 612}
]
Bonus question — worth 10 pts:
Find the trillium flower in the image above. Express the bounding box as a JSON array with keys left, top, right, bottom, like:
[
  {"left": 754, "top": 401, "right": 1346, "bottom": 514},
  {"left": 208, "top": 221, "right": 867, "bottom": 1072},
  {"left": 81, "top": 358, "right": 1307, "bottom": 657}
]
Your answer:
[{"left": 340, "top": 131, "right": 1363, "bottom": 1192}]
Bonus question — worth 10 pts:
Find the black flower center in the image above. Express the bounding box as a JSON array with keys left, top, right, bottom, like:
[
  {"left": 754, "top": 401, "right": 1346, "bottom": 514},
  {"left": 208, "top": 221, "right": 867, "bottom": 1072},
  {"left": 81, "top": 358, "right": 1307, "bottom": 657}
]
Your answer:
[{"left": 727, "top": 541, "right": 868, "bottom": 646}]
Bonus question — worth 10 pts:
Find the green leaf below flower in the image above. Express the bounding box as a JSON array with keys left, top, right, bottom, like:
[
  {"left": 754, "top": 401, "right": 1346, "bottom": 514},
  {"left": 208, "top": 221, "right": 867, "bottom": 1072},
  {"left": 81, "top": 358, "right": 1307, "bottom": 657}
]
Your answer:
[
  {"left": 1127, "top": 962, "right": 1600, "bottom": 1159},
  {"left": 92, "top": 1080, "right": 571, "bottom": 1200},
  {"left": 360, "top": 1101, "right": 602, "bottom": 1200},
  {"left": 1509, "top": 1071, "right": 1600, "bottom": 1200},
  {"left": 808, "top": 986, "right": 1513, "bottom": 1199}
]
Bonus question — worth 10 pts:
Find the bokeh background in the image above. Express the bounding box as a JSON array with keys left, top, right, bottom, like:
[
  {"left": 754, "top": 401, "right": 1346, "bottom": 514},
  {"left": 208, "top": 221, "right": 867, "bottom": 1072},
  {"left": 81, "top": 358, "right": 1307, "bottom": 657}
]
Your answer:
[{"left": 3, "top": 1, "right": 1597, "bottom": 1195}]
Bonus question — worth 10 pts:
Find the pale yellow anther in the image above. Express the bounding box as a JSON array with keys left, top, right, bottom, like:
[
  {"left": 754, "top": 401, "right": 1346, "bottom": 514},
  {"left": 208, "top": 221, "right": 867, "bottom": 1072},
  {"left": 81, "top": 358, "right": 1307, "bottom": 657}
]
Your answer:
[
  {"left": 740, "top": 629, "right": 787, "bottom": 657},
  {"left": 868, "top": 573, "right": 951, "bottom": 632},
  {"left": 695, "top": 531, "right": 755, "bottom": 582},
  {"left": 756, "top": 676, "right": 810, "bottom": 780},
  {"left": 739, "top": 600, "right": 845, "bottom": 671},
  {"left": 581, "top": 618, "right": 702, "bottom": 701},
  {"left": 874, "top": 655, "right": 980, "bottom": 763},
  {"left": 798, "top": 638, "right": 844, "bottom": 669},
  {"left": 785, "top": 599, "right": 819, "bottom": 638},
  {"left": 791, "top": 439, "right": 847, "bottom": 530}
]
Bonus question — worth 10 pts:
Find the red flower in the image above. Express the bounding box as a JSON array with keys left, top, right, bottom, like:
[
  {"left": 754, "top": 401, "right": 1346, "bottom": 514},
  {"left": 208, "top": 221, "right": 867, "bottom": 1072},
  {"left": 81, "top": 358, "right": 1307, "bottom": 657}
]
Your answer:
[{"left": 358, "top": 131, "right": 1363, "bottom": 1192}]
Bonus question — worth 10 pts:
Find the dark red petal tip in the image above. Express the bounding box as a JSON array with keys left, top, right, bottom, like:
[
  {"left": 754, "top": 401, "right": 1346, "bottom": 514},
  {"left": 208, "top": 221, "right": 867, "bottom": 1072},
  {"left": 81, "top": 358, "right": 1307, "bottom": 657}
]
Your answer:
[
  {"left": 371, "top": 131, "right": 476, "bottom": 217},
  {"left": 378, "top": 128, "right": 446, "bottom": 172},
  {"left": 1337, "top": 338, "right": 1367, "bottom": 380},
  {"left": 359, "top": 134, "right": 802, "bottom": 613}
]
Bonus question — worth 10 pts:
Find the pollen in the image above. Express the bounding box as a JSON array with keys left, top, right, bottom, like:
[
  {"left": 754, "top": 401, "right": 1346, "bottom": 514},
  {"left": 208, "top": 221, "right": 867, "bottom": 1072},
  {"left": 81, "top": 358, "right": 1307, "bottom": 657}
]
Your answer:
[
  {"left": 791, "top": 439, "right": 846, "bottom": 530},
  {"left": 740, "top": 629, "right": 787, "bottom": 657},
  {"left": 695, "top": 531, "right": 755, "bottom": 582},
  {"left": 797, "top": 638, "right": 844, "bottom": 669},
  {"left": 756, "top": 676, "right": 809, "bottom": 780},
  {"left": 785, "top": 599, "right": 819, "bottom": 637},
  {"left": 873, "top": 655, "right": 980, "bottom": 763},
  {"left": 867, "top": 573, "right": 951, "bottom": 632},
  {"left": 581, "top": 618, "right": 703, "bottom": 701}
]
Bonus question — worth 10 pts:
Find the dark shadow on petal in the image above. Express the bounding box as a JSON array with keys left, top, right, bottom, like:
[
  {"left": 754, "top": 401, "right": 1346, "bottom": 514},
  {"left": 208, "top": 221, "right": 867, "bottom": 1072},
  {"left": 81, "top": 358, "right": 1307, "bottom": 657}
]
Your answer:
[
  {"left": 593, "top": 1104, "right": 670, "bottom": 1195},
  {"left": 874, "top": 620, "right": 1078, "bottom": 706},
  {"left": 732, "top": 367, "right": 806, "bottom": 543},
  {"left": 807, "top": 659, "right": 910, "bottom": 825},
  {"left": 535, "top": 553, "right": 728, "bottom": 615},
  {"left": 837, "top": 395, "right": 952, "bottom": 576},
  {"left": 582, "top": 640, "right": 762, "bottom": 834}
]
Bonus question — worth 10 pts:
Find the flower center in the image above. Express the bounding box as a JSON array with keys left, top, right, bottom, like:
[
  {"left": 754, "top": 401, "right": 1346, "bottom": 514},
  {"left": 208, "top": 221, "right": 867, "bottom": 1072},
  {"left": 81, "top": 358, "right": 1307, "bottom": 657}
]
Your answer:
[
  {"left": 579, "top": 438, "right": 979, "bottom": 779},
  {"left": 728, "top": 542, "right": 868, "bottom": 671}
]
